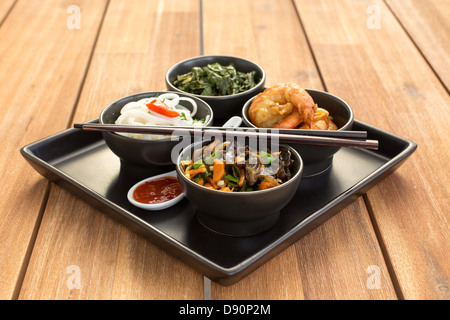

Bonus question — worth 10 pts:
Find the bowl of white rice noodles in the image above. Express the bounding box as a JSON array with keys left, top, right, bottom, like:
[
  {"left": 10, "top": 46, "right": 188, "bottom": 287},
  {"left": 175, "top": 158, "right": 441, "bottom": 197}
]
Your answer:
[
  {"left": 100, "top": 91, "right": 213, "bottom": 167},
  {"left": 115, "top": 92, "right": 209, "bottom": 140}
]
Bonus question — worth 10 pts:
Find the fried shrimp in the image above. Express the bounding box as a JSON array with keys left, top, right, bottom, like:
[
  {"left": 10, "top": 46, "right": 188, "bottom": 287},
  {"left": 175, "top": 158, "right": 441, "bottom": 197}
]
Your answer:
[{"left": 248, "top": 83, "right": 316, "bottom": 129}]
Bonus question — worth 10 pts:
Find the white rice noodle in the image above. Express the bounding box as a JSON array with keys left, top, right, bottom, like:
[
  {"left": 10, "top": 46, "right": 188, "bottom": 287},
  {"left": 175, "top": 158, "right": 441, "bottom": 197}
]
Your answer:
[{"left": 115, "top": 93, "right": 208, "bottom": 140}]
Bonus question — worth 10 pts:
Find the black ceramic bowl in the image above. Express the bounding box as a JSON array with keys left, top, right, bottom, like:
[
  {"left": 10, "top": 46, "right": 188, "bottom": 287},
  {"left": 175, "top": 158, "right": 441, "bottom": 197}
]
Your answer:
[
  {"left": 100, "top": 91, "right": 213, "bottom": 168},
  {"left": 165, "top": 55, "right": 265, "bottom": 125},
  {"left": 242, "top": 89, "right": 354, "bottom": 177},
  {"left": 176, "top": 140, "right": 303, "bottom": 236}
]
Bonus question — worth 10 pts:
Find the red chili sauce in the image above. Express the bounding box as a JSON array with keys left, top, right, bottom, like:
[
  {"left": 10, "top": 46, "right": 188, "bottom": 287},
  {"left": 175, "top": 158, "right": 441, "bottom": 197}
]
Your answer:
[{"left": 133, "top": 177, "right": 182, "bottom": 204}]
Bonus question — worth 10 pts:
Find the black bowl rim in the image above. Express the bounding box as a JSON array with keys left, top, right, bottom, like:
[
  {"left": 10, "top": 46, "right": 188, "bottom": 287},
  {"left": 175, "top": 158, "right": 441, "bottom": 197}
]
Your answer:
[
  {"left": 176, "top": 141, "right": 303, "bottom": 196},
  {"left": 99, "top": 91, "right": 214, "bottom": 143},
  {"left": 241, "top": 88, "right": 354, "bottom": 131},
  {"left": 165, "top": 55, "right": 266, "bottom": 100}
]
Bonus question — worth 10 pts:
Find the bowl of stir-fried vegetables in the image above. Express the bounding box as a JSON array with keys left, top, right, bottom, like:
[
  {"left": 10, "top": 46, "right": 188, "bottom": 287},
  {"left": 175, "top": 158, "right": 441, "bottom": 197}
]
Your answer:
[
  {"left": 176, "top": 139, "right": 303, "bottom": 236},
  {"left": 166, "top": 55, "right": 265, "bottom": 124}
]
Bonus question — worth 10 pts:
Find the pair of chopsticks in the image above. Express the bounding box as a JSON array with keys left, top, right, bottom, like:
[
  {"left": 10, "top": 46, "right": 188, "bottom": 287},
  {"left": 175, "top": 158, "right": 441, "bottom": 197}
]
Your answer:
[{"left": 73, "top": 123, "right": 379, "bottom": 150}]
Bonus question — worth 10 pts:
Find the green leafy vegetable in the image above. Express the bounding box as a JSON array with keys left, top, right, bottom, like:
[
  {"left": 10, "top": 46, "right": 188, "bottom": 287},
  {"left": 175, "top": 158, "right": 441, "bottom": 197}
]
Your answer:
[
  {"left": 173, "top": 62, "right": 258, "bottom": 96},
  {"left": 225, "top": 174, "right": 239, "bottom": 184},
  {"left": 259, "top": 151, "right": 276, "bottom": 165},
  {"left": 193, "top": 159, "right": 204, "bottom": 169},
  {"left": 204, "top": 150, "right": 220, "bottom": 165}
]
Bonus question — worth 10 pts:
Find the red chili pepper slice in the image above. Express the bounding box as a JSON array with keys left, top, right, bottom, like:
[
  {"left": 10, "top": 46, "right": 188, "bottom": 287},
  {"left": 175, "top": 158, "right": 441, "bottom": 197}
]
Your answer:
[{"left": 146, "top": 99, "right": 179, "bottom": 118}]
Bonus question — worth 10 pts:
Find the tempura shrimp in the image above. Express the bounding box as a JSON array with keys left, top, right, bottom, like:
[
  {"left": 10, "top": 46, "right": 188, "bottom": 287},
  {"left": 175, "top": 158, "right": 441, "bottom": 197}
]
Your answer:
[
  {"left": 299, "top": 107, "right": 338, "bottom": 130},
  {"left": 248, "top": 83, "right": 316, "bottom": 129}
]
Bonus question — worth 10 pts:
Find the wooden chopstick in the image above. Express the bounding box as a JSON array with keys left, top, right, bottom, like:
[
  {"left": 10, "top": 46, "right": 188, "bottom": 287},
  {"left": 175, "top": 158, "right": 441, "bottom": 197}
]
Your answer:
[
  {"left": 74, "top": 123, "right": 367, "bottom": 138},
  {"left": 73, "top": 123, "right": 378, "bottom": 149},
  {"left": 219, "top": 126, "right": 366, "bottom": 139}
]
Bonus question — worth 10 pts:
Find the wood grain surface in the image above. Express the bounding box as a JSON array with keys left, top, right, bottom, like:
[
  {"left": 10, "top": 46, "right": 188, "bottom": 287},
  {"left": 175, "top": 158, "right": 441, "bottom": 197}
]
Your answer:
[
  {"left": 0, "top": 0, "right": 108, "bottom": 299},
  {"left": 18, "top": 0, "right": 204, "bottom": 299},
  {"left": 295, "top": 0, "right": 449, "bottom": 299},
  {"left": 0, "top": 0, "right": 15, "bottom": 23},
  {"left": 386, "top": 0, "right": 450, "bottom": 91}
]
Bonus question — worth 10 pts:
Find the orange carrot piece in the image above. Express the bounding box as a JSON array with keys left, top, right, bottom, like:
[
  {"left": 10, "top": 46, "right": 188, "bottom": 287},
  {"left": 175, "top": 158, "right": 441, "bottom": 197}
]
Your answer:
[
  {"left": 188, "top": 167, "right": 206, "bottom": 177},
  {"left": 206, "top": 177, "right": 218, "bottom": 189},
  {"left": 203, "top": 183, "right": 214, "bottom": 189},
  {"left": 238, "top": 168, "right": 245, "bottom": 187},
  {"left": 205, "top": 139, "right": 221, "bottom": 153},
  {"left": 259, "top": 181, "right": 277, "bottom": 190}
]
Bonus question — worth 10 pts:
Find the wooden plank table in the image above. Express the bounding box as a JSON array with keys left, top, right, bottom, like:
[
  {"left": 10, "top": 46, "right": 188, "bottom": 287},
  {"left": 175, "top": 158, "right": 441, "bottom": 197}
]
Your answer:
[{"left": 1, "top": 0, "right": 448, "bottom": 301}]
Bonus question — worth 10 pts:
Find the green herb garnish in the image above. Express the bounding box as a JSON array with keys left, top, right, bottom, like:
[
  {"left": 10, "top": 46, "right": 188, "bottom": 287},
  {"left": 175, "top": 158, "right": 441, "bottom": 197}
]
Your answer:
[
  {"left": 259, "top": 151, "right": 276, "bottom": 165},
  {"left": 193, "top": 159, "right": 204, "bottom": 169},
  {"left": 179, "top": 112, "right": 187, "bottom": 121}
]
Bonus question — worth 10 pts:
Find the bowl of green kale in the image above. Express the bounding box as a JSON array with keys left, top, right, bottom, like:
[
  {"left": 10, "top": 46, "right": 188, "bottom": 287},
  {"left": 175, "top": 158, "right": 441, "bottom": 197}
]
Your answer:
[{"left": 166, "top": 55, "right": 265, "bottom": 125}]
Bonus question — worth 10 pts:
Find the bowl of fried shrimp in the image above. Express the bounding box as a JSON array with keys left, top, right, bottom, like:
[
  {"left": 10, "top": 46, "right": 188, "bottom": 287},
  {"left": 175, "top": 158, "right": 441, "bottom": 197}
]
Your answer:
[
  {"left": 165, "top": 55, "right": 266, "bottom": 124},
  {"left": 242, "top": 83, "right": 354, "bottom": 177},
  {"left": 176, "top": 139, "right": 303, "bottom": 236},
  {"left": 100, "top": 91, "right": 213, "bottom": 169}
]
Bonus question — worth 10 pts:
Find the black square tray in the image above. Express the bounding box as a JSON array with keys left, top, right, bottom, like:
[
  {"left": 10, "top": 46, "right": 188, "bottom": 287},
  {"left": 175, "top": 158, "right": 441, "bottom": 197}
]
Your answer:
[{"left": 21, "top": 120, "right": 416, "bottom": 285}]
